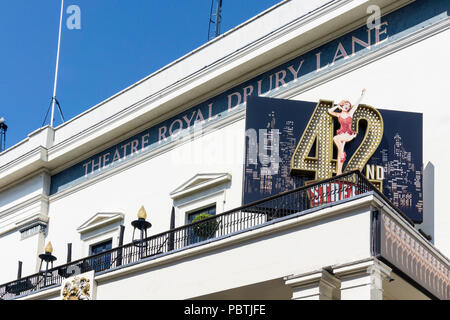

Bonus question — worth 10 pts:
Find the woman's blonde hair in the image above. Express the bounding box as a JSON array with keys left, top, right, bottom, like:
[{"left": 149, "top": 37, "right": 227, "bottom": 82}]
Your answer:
[{"left": 338, "top": 100, "right": 352, "bottom": 108}]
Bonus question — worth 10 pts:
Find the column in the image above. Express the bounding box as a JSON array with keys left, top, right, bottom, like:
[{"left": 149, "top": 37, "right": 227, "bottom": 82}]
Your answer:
[
  {"left": 333, "top": 258, "right": 392, "bottom": 300},
  {"left": 285, "top": 269, "right": 341, "bottom": 300}
]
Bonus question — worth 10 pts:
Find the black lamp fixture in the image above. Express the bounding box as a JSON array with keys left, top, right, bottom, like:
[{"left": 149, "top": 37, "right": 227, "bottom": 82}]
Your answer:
[
  {"left": 131, "top": 206, "right": 151, "bottom": 258},
  {"left": 39, "top": 242, "right": 57, "bottom": 287}
]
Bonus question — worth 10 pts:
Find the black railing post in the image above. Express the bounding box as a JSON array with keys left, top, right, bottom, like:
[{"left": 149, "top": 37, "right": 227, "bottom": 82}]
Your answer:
[
  {"left": 117, "top": 225, "right": 125, "bottom": 267},
  {"left": 43, "top": 262, "right": 48, "bottom": 287},
  {"left": 168, "top": 207, "right": 175, "bottom": 251},
  {"left": 140, "top": 228, "right": 144, "bottom": 259},
  {"left": 67, "top": 243, "right": 72, "bottom": 263},
  {"left": 17, "top": 261, "right": 22, "bottom": 280}
]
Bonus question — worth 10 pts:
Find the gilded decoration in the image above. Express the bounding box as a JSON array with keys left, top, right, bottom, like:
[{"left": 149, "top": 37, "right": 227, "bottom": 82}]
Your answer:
[{"left": 62, "top": 276, "right": 91, "bottom": 300}]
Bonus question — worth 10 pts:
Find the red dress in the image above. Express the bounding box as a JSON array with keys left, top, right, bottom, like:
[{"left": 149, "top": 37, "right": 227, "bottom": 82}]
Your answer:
[{"left": 336, "top": 116, "right": 355, "bottom": 135}]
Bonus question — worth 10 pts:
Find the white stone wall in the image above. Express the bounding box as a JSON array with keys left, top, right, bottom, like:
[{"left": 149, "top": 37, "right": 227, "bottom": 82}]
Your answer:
[
  {"left": 0, "top": 172, "right": 49, "bottom": 284},
  {"left": 93, "top": 206, "right": 372, "bottom": 300},
  {"left": 46, "top": 118, "right": 246, "bottom": 265},
  {"left": 0, "top": 226, "right": 45, "bottom": 285}
]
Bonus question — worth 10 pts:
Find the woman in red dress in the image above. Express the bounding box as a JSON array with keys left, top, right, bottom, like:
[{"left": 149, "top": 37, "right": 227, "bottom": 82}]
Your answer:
[{"left": 328, "top": 88, "right": 366, "bottom": 175}]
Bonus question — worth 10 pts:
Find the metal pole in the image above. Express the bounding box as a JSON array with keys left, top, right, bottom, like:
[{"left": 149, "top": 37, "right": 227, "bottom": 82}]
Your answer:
[
  {"left": 50, "top": 0, "right": 64, "bottom": 127},
  {"left": 169, "top": 207, "right": 175, "bottom": 250},
  {"left": 117, "top": 225, "right": 125, "bottom": 266},
  {"left": 0, "top": 118, "right": 7, "bottom": 152},
  {"left": 214, "top": 0, "right": 222, "bottom": 37},
  {"left": 119, "top": 225, "right": 125, "bottom": 246},
  {"left": 17, "top": 261, "right": 22, "bottom": 280},
  {"left": 140, "top": 229, "right": 144, "bottom": 259},
  {"left": 44, "top": 261, "right": 49, "bottom": 287},
  {"left": 66, "top": 243, "right": 72, "bottom": 263}
]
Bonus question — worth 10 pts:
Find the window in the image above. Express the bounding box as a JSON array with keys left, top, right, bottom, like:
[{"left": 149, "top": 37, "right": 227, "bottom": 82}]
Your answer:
[
  {"left": 170, "top": 173, "right": 231, "bottom": 248},
  {"left": 187, "top": 205, "right": 216, "bottom": 224},
  {"left": 77, "top": 212, "right": 124, "bottom": 268},
  {"left": 186, "top": 205, "right": 217, "bottom": 245},
  {"left": 90, "top": 239, "right": 112, "bottom": 272}
]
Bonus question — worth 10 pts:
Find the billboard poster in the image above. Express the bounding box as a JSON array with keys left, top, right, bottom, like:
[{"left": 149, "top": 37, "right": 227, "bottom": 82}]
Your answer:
[{"left": 243, "top": 96, "right": 423, "bottom": 223}]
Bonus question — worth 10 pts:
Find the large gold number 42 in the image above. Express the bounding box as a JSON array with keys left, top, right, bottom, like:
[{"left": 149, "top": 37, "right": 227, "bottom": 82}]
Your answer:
[{"left": 290, "top": 100, "right": 384, "bottom": 181}]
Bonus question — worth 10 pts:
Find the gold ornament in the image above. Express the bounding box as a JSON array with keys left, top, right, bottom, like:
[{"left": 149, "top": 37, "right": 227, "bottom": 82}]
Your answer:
[
  {"left": 137, "top": 206, "right": 147, "bottom": 220},
  {"left": 45, "top": 242, "right": 53, "bottom": 254}
]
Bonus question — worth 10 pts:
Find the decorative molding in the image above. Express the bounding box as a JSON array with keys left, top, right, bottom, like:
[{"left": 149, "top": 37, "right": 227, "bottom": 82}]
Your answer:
[
  {"left": 284, "top": 270, "right": 323, "bottom": 288},
  {"left": 0, "top": 168, "right": 50, "bottom": 196},
  {"left": 16, "top": 213, "right": 49, "bottom": 230},
  {"left": 0, "top": 194, "right": 49, "bottom": 220},
  {"left": 19, "top": 223, "right": 47, "bottom": 240},
  {"left": 381, "top": 213, "right": 450, "bottom": 300},
  {"left": 48, "top": 110, "right": 244, "bottom": 201},
  {"left": 371, "top": 195, "right": 449, "bottom": 265},
  {"left": 284, "top": 268, "right": 341, "bottom": 300},
  {"left": 332, "top": 258, "right": 378, "bottom": 278},
  {"left": 77, "top": 212, "right": 124, "bottom": 235},
  {"left": 0, "top": 194, "right": 49, "bottom": 236},
  {"left": 330, "top": 258, "right": 392, "bottom": 300},
  {"left": 170, "top": 173, "right": 232, "bottom": 200},
  {"left": 280, "top": 16, "right": 450, "bottom": 101},
  {"left": 0, "top": 146, "right": 47, "bottom": 178}
]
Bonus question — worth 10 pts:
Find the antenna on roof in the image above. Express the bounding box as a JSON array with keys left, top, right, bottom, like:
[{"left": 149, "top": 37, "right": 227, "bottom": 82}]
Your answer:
[
  {"left": 0, "top": 117, "right": 7, "bottom": 152},
  {"left": 208, "top": 0, "right": 223, "bottom": 41},
  {"left": 43, "top": 0, "right": 65, "bottom": 128}
]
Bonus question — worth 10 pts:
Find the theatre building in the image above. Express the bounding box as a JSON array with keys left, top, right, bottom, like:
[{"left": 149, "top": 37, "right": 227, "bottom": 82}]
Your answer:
[{"left": 0, "top": 0, "right": 449, "bottom": 300}]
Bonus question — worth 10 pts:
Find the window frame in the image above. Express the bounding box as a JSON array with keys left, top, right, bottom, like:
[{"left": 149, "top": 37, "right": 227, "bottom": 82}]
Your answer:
[
  {"left": 185, "top": 204, "right": 218, "bottom": 246},
  {"left": 89, "top": 238, "right": 113, "bottom": 272}
]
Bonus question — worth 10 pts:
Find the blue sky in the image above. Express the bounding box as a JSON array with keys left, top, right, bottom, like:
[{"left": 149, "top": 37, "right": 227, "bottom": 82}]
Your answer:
[{"left": 0, "top": 0, "right": 281, "bottom": 149}]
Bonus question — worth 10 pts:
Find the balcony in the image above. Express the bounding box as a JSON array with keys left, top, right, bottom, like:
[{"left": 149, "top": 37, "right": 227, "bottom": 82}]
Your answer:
[{"left": 0, "top": 171, "right": 442, "bottom": 300}]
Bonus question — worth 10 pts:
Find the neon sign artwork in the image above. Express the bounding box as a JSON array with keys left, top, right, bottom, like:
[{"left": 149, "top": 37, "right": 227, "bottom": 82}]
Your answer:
[{"left": 290, "top": 90, "right": 384, "bottom": 182}]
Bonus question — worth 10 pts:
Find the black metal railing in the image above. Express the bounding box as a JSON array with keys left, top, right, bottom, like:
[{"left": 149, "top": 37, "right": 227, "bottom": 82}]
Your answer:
[{"left": 0, "top": 170, "right": 408, "bottom": 300}]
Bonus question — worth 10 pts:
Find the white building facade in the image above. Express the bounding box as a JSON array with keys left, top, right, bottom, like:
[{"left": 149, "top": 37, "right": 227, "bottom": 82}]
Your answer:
[{"left": 0, "top": 0, "right": 449, "bottom": 300}]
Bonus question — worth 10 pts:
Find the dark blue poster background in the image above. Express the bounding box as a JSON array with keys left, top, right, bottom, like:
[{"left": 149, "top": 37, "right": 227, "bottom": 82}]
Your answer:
[{"left": 243, "top": 96, "right": 423, "bottom": 223}]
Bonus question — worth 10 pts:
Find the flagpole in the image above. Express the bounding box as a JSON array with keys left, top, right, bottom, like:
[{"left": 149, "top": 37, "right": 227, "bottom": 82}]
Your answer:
[{"left": 50, "top": 0, "right": 64, "bottom": 128}]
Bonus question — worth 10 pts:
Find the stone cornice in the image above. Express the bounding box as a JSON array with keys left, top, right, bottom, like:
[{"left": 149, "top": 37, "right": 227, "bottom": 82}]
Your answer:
[{"left": 0, "top": 194, "right": 49, "bottom": 236}]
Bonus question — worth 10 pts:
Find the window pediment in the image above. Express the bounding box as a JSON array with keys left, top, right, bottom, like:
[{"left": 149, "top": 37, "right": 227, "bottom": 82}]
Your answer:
[
  {"left": 170, "top": 173, "right": 231, "bottom": 200},
  {"left": 77, "top": 212, "right": 124, "bottom": 234}
]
